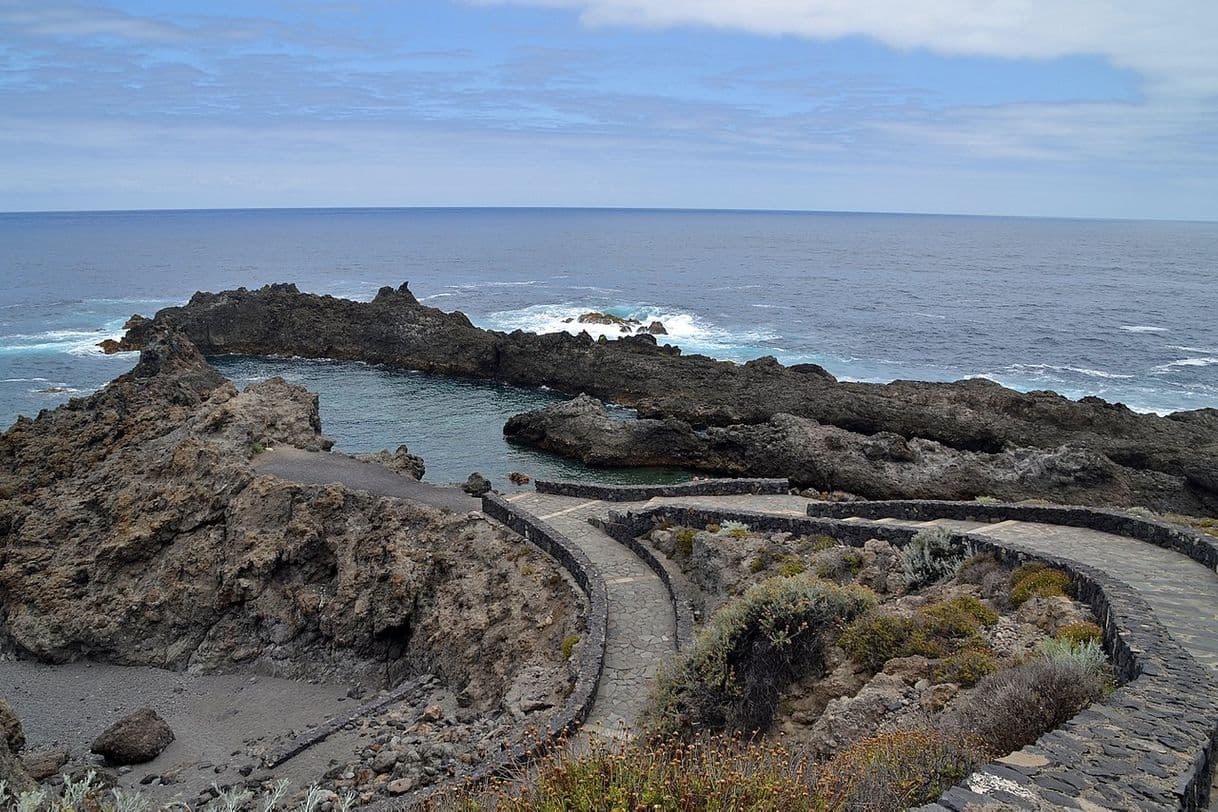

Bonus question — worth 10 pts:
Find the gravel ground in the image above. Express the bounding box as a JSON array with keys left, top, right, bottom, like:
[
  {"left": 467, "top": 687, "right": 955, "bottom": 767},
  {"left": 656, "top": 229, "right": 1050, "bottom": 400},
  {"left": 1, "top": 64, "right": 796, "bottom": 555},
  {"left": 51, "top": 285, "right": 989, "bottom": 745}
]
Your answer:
[{"left": 1, "top": 659, "right": 368, "bottom": 806}]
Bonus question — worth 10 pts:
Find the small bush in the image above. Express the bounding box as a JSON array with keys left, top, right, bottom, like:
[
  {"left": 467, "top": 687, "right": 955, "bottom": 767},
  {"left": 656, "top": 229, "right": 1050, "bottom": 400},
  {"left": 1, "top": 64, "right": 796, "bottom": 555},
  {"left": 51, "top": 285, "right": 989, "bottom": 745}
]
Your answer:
[
  {"left": 955, "top": 553, "right": 1004, "bottom": 585},
  {"left": 917, "top": 596, "right": 999, "bottom": 639},
  {"left": 561, "top": 634, "right": 579, "bottom": 660},
  {"left": 949, "top": 640, "right": 1112, "bottom": 756},
  {"left": 440, "top": 735, "right": 818, "bottom": 811},
  {"left": 801, "top": 534, "right": 838, "bottom": 553},
  {"left": 1055, "top": 621, "right": 1103, "bottom": 646},
  {"left": 749, "top": 550, "right": 771, "bottom": 573},
  {"left": 973, "top": 495, "right": 1000, "bottom": 504},
  {"left": 779, "top": 558, "right": 807, "bottom": 577},
  {"left": 674, "top": 528, "right": 696, "bottom": 558},
  {"left": 647, "top": 576, "right": 875, "bottom": 736},
  {"left": 251, "top": 441, "right": 266, "bottom": 454},
  {"left": 838, "top": 613, "right": 918, "bottom": 671},
  {"left": 901, "top": 527, "right": 973, "bottom": 588},
  {"left": 720, "top": 520, "right": 751, "bottom": 539},
  {"left": 705, "top": 522, "right": 721, "bottom": 534},
  {"left": 1010, "top": 565, "right": 1070, "bottom": 607},
  {"left": 933, "top": 650, "right": 999, "bottom": 687},
  {"left": 815, "top": 729, "right": 982, "bottom": 812},
  {"left": 813, "top": 546, "right": 863, "bottom": 580}
]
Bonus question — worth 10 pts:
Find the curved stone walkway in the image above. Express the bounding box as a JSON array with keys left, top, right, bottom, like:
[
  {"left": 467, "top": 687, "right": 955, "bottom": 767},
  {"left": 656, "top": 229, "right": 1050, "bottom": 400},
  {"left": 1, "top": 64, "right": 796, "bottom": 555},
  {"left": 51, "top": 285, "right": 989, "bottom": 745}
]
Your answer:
[{"left": 506, "top": 492, "right": 677, "bottom": 739}]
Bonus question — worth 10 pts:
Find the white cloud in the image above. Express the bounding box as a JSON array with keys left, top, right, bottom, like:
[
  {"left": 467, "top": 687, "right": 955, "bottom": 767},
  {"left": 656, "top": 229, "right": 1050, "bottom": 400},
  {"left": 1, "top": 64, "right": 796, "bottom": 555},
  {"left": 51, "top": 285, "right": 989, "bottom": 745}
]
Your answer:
[{"left": 475, "top": 0, "right": 1218, "bottom": 96}]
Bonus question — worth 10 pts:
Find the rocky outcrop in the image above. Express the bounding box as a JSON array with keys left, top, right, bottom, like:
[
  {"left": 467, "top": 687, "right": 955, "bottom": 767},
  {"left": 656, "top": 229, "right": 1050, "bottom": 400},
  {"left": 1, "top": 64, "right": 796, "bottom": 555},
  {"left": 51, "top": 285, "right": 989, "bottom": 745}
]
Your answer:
[
  {"left": 462, "top": 472, "right": 492, "bottom": 496},
  {"left": 117, "top": 283, "right": 1218, "bottom": 512},
  {"left": 90, "top": 709, "right": 174, "bottom": 765},
  {"left": 505, "top": 395, "right": 1205, "bottom": 512},
  {"left": 0, "top": 701, "right": 32, "bottom": 793},
  {"left": 354, "top": 445, "right": 426, "bottom": 480},
  {"left": 0, "top": 330, "right": 581, "bottom": 709}
]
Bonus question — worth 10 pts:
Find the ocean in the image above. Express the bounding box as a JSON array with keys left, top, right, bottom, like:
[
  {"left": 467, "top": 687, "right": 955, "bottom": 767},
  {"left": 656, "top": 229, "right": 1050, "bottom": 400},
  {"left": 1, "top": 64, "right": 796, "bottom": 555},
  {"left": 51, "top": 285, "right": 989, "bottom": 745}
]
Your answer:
[{"left": 2, "top": 207, "right": 1215, "bottom": 486}]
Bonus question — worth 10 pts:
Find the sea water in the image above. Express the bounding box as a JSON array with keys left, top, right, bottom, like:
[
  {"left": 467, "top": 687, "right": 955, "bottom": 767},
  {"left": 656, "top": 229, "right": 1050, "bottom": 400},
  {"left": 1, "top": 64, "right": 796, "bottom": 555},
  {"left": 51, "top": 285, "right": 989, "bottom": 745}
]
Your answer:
[{"left": 2, "top": 208, "right": 1215, "bottom": 485}]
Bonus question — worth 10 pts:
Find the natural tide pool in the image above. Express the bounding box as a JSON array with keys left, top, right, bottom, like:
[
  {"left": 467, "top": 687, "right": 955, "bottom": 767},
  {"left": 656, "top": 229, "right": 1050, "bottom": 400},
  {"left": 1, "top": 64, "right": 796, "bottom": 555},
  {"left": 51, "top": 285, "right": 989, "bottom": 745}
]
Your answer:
[{"left": 213, "top": 355, "right": 693, "bottom": 490}]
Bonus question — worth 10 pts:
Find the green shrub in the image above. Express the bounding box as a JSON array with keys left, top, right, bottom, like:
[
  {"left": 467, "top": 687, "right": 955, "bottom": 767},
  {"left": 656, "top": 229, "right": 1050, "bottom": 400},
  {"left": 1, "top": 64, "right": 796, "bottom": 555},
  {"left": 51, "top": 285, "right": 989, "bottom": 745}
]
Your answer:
[
  {"left": 933, "top": 650, "right": 999, "bottom": 687},
  {"left": 813, "top": 547, "right": 863, "bottom": 580},
  {"left": 1010, "top": 565, "right": 1070, "bottom": 607},
  {"left": 901, "top": 527, "right": 973, "bottom": 588},
  {"left": 955, "top": 553, "right": 1003, "bottom": 585},
  {"left": 705, "top": 522, "right": 721, "bottom": 534},
  {"left": 561, "top": 634, "right": 580, "bottom": 660},
  {"left": 815, "top": 729, "right": 982, "bottom": 812},
  {"left": 801, "top": 534, "right": 838, "bottom": 553},
  {"left": 749, "top": 550, "right": 770, "bottom": 573},
  {"left": 720, "top": 520, "right": 751, "bottom": 539},
  {"left": 1055, "top": 622, "right": 1103, "bottom": 646},
  {"left": 973, "top": 495, "right": 1000, "bottom": 504},
  {"left": 674, "top": 528, "right": 696, "bottom": 558},
  {"left": 779, "top": 558, "right": 807, "bottom": 577},
  {"left": 950, "top": 640, "right": 1112, "bottom": 756},
  {"left": 251, "top": 441, "right": 266, "bottom": 454},
  {"left": 646, "top": 576, "right": 875, "bottom": 737},
  {"left": 838, "top": 613, "right": 918, "bottom": 671},
  {"left": 917, "top": 596, "right": 998, "bottom": 639},
  {"left": 438, "top": 735, "right": 818, "bottom": 811}
]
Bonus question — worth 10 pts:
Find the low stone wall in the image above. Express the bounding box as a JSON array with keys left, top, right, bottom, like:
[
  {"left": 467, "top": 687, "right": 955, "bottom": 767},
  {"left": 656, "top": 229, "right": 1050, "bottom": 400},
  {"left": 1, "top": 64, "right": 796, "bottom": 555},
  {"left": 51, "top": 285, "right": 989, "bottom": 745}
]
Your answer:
[
  {"left": 609, "top": 504, "right": 1218, "bottom": 811},
  {"left": 590, "top": 515, "right": 697, "bottom": 650},
  {"left": 806, "top": 499, "right": 1218, "bottom": 572},
  {"left": 386, "top": 493, "right": 609, "bottom": 810},
  {"left": 534, "top": 477, "right": 789, "bottom": 502}
]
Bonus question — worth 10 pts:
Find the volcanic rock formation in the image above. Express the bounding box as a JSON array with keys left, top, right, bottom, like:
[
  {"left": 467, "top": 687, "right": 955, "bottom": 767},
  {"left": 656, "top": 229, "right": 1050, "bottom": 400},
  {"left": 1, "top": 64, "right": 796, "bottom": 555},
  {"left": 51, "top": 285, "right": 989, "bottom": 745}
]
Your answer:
[
  {"left": 504, "top": 395, "right": 1205, "bottom": 511},
  {"left": 0, "top": 329, "right": 581, "bottom": 707},
  {"left": 117, "top": 283, "right": 1218, "bottom": 513}
]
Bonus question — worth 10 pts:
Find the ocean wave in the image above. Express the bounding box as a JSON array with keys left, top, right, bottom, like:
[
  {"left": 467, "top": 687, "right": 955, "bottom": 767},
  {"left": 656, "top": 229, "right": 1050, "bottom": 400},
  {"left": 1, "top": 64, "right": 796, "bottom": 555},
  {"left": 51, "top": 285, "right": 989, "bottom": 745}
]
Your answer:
[
  {"left": 480, "top": 302, "right": 780, "bottom": 353},
  {"left": 1153, "top": 357, "right": 1218, "bottom": 373},
  {"left": 1119, "top": 325, "right": 1169, "bottom": 333},
  {"left": 982, "top": 363, "right": 1135, "bottom": 380},
  {"left": 1167, "top": 345, "right": 1218, "bottom": 354},
  {"left": 0, "top": 321, "right": 129, "bottom": 357}
]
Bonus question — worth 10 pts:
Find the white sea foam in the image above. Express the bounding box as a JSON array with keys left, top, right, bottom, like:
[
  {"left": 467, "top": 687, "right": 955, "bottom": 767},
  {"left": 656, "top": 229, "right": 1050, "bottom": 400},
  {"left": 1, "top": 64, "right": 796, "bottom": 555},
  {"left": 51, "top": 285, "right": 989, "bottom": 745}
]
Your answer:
[
  {"left": 1119, "top": 325, "right": 1169, "bottom": 333},
  {"left": 989, "top": 363, "right": 1134, "bottom": 380},
  {"left": 0, "top": 322, "right": 129, "bottom": 357},
  {"left": 1153, "top": 357, "right": 1218, "bottom": 373},
  {"left": 480, "top": 302, "right": 779, "bottom": 354}
]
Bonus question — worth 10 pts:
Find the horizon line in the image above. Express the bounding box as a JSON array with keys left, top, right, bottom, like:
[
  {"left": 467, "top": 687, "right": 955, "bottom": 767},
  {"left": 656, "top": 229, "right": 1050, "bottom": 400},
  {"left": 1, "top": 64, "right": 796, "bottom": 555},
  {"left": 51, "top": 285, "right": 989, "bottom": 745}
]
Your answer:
[{"left": 2, "top": 204, "right": 1215, "bottom": 225}]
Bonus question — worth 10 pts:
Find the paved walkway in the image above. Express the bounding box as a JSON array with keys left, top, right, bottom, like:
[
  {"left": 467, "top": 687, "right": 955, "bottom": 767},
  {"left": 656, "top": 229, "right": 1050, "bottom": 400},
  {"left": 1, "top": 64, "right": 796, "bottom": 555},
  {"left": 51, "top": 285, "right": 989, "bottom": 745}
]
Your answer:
[
  {"left": 243, "top": 468, "right": 1218, "bottom": 797},
  {"left": 506, "top": 492, "right": 678, "bottom": 739}
]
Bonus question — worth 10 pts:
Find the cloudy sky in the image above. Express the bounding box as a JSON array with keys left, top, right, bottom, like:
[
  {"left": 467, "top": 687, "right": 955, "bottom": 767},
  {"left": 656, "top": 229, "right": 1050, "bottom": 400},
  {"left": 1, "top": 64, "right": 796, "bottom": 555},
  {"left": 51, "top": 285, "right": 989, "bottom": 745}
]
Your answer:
[{"left": 2, "top": 0, "right": 1215, "bottom": 218}]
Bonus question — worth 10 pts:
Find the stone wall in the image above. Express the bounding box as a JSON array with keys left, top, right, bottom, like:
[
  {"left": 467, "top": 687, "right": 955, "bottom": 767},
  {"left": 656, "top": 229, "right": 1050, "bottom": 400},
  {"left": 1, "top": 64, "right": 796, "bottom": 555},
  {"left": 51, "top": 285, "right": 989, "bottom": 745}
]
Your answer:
[
  {"left": 385, "top": 493, "right": 609, "bottom": 810},
  {"left": 607, "top": 503, "right": 1218, "bottom": 811},
  {"left": 533, "top": 477, "right": 789, "bottom": 502},
  {"left": 806, "top": 498, "right": 1218, "bottom": 572}
]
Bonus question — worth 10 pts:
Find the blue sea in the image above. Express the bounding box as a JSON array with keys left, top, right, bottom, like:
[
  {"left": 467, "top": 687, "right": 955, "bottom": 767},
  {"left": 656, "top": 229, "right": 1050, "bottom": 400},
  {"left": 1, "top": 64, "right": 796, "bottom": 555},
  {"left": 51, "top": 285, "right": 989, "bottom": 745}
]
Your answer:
[{"left": 2, "top": 208, "right": 1215, "bottom": 486}]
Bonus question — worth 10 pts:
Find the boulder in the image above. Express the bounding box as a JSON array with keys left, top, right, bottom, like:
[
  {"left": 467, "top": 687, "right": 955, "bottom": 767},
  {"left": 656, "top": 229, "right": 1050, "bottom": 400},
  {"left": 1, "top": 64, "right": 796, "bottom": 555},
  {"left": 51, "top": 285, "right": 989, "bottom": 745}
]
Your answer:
[
  {"left": 646, "top": 321, "right": 668, "bottom": 335},
  {"left": 0, "top": 699, "right": 23, "bottom": 752},
  {"left": 462, "top": 472, "right": 492, "bottom": 497},
  {"left": 355, "top": 444, "right": 426, "bottom": 480},
  {"left": 22, "top": 748, "right": 70, "bottom": 781},
  {"left": 91, "top": 709, "right": 175, "bottom": 765}
]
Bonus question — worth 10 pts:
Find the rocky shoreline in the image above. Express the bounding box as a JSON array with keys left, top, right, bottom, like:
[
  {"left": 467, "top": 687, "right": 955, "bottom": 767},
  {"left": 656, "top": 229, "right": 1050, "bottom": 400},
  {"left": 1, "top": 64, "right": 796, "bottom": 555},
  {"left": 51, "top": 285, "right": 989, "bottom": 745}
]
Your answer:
[
  {"left": 118, "top": 282, "right": 1217, "bottom": 514},
  {"left": 0, "top": 329, "right": 584, "bottom": 805}
]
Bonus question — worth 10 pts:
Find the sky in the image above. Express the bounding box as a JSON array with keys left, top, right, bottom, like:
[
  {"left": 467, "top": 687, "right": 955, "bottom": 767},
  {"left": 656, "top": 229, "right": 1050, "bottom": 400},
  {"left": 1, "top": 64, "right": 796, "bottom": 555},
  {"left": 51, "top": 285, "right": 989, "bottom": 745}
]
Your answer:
[{"left": 1, "top": 0, "right": 1216, "bottom": 219}]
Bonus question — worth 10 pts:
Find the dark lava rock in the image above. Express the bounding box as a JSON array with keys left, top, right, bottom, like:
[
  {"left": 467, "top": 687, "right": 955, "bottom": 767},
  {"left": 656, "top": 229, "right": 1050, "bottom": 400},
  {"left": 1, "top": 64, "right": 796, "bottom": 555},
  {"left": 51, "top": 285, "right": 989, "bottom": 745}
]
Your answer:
[
  {"left": 119, "top": 282, "right": 1218, "bottom": 514},
  {"left": 504, "top": 395, "right": 1197, "bottom": 509},
  {"left": 91, "top": 709, "right": 175, "bottom": 765},
  {"left": 462, "top": 472, "right": 492, "bottom": 497}
]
